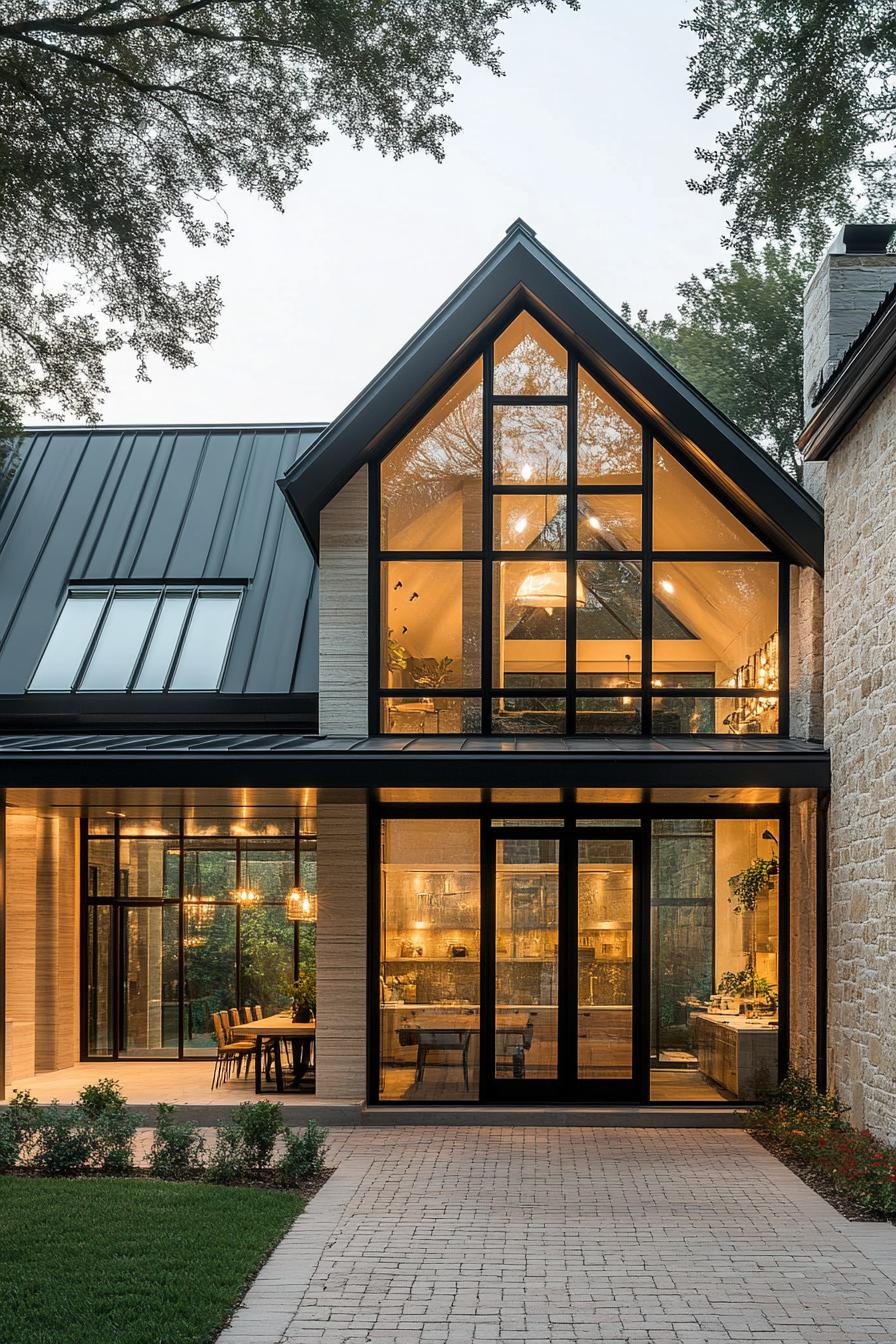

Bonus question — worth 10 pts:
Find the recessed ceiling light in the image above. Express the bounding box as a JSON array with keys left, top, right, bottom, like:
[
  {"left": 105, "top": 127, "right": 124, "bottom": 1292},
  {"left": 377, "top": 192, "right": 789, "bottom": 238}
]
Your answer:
[
  {"left": 513, "top": 516, "right": 528, "bottom": 535},
  {"left": 587, "top": 515, "right": 601, "bottom": 531},
  {"left": 659, "top": 578, "right": 675, "bottom": 594},
  {"left": 520, "top": 462, "right": 533, "bottom": 482}
]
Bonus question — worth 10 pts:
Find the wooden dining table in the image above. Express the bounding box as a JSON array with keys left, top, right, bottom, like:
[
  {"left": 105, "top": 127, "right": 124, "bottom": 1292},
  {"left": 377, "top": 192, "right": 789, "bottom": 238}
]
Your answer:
[{"left": 229, "top": 1013, "right": 316, "bottom": 1094}]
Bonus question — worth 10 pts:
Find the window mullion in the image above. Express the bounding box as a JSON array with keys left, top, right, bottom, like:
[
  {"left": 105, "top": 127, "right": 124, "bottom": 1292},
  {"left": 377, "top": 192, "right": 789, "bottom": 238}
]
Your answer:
[
  {"left": 642, "top": 426, "right": 653, "bottom": 735},
  {"left": 482, "top": 344, "right": 494, "bottom": 734},
  {"left": 566, "top": 356, "right": 577, "bottom": 735},
  {"left": 71, "top": 588, "right": 114, "bottom": 691}
]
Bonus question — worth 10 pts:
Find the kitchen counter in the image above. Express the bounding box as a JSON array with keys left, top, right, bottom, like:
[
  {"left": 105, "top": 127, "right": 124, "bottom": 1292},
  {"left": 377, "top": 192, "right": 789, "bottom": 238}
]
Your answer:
[{"left": 692, "top": 1012, "right": 778, "bottom": 1101}]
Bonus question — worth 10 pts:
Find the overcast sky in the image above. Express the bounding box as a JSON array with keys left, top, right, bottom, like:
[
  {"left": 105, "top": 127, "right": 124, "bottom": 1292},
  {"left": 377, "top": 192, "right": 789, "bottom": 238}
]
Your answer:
[{"left": 98, "top": 0, "right": 730, "bottom": 426}]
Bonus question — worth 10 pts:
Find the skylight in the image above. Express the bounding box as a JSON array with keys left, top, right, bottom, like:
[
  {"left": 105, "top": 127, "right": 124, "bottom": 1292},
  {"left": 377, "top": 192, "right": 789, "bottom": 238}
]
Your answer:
[{"left": 29, "top": 586, "right": 243, "bottom": 693}]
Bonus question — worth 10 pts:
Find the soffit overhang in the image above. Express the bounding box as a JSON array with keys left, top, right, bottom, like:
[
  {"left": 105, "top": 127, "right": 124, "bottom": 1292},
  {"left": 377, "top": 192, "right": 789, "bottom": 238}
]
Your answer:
[{"left": 281, "top": 221, "right": 823, "bottom": 568}]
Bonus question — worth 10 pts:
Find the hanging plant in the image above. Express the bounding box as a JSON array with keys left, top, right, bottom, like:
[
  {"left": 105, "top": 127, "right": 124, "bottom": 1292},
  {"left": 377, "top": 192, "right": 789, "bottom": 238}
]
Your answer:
[{"left": 728, "top": 856, "right": 777, "bottom": 913}]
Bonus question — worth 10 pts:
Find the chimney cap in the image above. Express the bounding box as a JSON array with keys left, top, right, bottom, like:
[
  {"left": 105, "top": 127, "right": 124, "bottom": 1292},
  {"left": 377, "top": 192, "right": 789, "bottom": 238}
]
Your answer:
[{"left": 828, "top": 223, "right": 896, "bottom": 255}]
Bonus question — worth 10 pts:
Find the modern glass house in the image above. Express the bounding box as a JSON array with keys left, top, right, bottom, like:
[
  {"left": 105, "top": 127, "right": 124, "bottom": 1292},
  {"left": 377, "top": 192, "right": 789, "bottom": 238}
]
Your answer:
[{"left": 0, "top": 222, "right": 828, "bottom": 1112}]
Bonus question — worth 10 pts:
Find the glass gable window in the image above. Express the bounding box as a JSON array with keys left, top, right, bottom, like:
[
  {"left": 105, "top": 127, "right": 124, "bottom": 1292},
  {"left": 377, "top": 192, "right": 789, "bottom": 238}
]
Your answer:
[
  {"left": 374, "top": 307, "right": 784, "bottom": 735},
  {"left": 30, "top": 585, "right": 243, "bottom": 692}
]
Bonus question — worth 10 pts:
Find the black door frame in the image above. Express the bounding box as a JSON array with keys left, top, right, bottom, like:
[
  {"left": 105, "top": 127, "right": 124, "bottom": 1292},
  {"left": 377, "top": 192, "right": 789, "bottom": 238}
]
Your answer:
[
  {"left": 368, "top": 796, "right": 789, "bottom": 1106},
  {"left": 481, "top": 823, "right": 642, "bottom": 1105}
]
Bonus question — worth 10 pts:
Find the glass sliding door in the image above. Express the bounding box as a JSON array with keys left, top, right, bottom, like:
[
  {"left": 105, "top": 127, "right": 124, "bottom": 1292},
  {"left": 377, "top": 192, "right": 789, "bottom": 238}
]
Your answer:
[
  {"left": 577, "top": 838, "right": 634, "bottom": 1082},
  {"left": 119, "top": 905, "right": 180, "bottom": 1058},
  {"left": 494, "top": 835, "right": 560, "bottom": 1083}
]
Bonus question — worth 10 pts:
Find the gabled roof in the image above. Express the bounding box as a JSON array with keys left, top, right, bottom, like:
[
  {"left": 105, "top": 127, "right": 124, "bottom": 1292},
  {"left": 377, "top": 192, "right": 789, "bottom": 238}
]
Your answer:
[
  {"left": 281, "top": 220, "right": 823, "bottom": 568},
  {"left": 0, "top": 424, "right": 322, "bottom": 709}
]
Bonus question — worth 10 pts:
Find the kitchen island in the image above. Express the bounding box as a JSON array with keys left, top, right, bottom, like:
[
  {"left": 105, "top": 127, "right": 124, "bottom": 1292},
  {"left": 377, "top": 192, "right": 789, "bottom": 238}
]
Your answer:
[{"left": 692, "top": 1012, "right": 778, "bottom": 1102}]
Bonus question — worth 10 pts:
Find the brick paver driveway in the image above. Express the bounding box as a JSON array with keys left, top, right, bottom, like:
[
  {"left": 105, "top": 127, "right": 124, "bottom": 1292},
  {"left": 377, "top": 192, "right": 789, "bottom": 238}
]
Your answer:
[{"left": 219, "top": 1127, "right": 896, "bottom": 1344}]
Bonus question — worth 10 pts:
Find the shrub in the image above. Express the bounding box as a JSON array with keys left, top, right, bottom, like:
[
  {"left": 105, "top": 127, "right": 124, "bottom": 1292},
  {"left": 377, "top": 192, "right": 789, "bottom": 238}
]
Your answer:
[
  {"left": 0, "top": 1090, "right": 41, "bottom": 1171},
  {"left": 231, "top": 1102, "right": 284, "bottom": 1170},
  {"left": 77, "top": 1078, "right": 128, "bottom": 1118},
  {"left": 276, "top": 1120, "right": 328, "bottom": 1186},
  {"left": 32, "top": 1103, "right": 92, "bottom": 1175},
  {"left": 746, "top": 1070, "right": 896, "bottom": 1216},
  {"left": 147, "top": 1103, "right": 205, "bottom": 1180},
  {"left": 207, "top": 1120, "right": 248, "bottom": 1184},
  {"left": 87, "top": 1109, "right": 139, "bottom": 1174}
]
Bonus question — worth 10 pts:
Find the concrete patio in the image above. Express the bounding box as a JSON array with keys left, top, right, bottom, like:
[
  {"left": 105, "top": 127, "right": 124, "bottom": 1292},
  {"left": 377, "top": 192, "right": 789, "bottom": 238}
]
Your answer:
[{"left": 218, "top": 1126, "right": 896, "bottom": 1344}]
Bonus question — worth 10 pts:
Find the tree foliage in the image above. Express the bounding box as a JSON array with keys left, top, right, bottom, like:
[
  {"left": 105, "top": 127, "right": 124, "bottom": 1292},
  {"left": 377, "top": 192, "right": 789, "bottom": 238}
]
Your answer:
[
  {"left": 0, "top": 0, "right": 574, "bottom": 442},
  {"left": 622, "top": 243, "right": 811, "bottom": 480},
  {"left": 684, "top": 0, "right": 896, "bottom": 254}
]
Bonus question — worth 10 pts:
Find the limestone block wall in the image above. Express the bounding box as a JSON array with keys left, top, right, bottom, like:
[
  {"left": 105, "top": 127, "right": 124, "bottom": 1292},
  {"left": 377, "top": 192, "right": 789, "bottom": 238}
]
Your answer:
[
  {"left": 314, "top": 795, "right": 368, "bottom": 1100},
  {"left": 5, "top": 811, "right": 79, "bottom": 1085},
  {"left": 319, "top": 467, "right": 369, "bottom": 736},
  {"left": 824, "top": 374, "right": 896, "bottom": 1141}
]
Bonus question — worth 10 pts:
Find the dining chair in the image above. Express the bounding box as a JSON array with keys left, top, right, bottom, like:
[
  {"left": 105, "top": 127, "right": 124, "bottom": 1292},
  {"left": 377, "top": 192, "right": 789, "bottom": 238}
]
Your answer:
[{"left": 210, "top": 1011, "right": 253, "bottom": 1089}]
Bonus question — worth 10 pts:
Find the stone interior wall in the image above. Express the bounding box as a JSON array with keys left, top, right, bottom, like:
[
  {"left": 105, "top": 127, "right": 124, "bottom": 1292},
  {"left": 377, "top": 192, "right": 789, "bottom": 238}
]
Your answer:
[
  {"left": 824, "top": 375, "right": 896, "bottom": 1142},
  {"left": 788, "top": 790, "right": 818, "bottom": 1078},
  {"left": 315, "top": 794, "right": 367, "bottom": 1100},
  {"left": 5, "top": 810, "right": 79, "bottom": 1085},
  {"left": 789, "top": 566, "right": 824, "bottom": 742},
  {"left": 318, "top": 467, "right": 368, "bottom": 736}
]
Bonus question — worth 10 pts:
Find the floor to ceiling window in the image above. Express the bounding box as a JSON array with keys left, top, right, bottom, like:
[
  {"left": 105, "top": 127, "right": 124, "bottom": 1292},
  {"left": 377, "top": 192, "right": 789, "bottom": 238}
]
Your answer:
[
  {"left": 374, "top": 308, "right": 784, "bottom": 735},
  {"left": 84, "top": 816, "right": 316, "bottom": 1060}
]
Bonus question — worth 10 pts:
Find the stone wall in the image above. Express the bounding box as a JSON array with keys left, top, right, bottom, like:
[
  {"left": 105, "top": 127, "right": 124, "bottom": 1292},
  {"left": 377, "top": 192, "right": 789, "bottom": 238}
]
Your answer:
[
  {"left": 824, "top": 374, "right": 896, "bottom": 1141},
  {"left": 318, "top": 467, "right": 369, "bottom": 736},
  {"left": 315, "top": 794, "right": 368, "bottom": 1100},
  {"left": 4, "top": 810, "right": 79, "bottom": 1085},
  {"left": 789, "top": 565, "right": 824, "bottom": 742}
]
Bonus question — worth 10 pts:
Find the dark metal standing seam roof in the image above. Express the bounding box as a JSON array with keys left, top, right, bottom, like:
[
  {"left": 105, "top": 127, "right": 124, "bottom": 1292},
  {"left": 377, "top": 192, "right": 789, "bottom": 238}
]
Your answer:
[{"left": 0, "top": 425, "right": 323, "bottom": 696}]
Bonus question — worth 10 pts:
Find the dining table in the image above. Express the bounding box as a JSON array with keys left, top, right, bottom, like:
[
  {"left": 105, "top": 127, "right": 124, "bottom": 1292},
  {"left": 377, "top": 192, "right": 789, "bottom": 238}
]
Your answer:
[{"left": 229, "top": 1012, "right": 316, "bottom": 1094}]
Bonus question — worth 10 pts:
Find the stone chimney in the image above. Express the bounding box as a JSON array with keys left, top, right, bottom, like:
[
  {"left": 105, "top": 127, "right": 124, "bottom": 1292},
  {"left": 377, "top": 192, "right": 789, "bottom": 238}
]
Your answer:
[{"left": 803, "top": 223, "right": 896, "bottom": 421}]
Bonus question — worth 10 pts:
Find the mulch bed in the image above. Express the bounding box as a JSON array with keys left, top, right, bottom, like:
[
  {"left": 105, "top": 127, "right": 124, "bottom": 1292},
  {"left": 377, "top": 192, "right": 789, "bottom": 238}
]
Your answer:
[{"left": 750, "top": 1131, "right": 895, "bottom": 1223}]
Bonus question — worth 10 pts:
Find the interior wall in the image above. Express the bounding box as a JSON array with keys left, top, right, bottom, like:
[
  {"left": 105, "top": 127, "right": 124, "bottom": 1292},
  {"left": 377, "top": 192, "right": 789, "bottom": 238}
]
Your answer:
[
  {"left": 788, "top": 790, "right": 818, "bottom": 1079},
  {"left": 5, "top": 810, "right": 79, "bottom": 1084},
  {"left": 319, "top": 467, "right": 369, "bottom": 735}
]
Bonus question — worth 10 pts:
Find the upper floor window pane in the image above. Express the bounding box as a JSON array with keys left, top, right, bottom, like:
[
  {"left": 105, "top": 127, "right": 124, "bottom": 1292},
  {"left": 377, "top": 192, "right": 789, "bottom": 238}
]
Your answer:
[
  {"left": 380, "top": 361, "right": 482, "bottom": 551},
  {"left": 493, "top": 312, "right": 567, "bottom": 396},
  {"left": 494, "top": 494, "right": 566, "bottom": 551},
  {"left": 494, "top": 404, "right": 567, "bottom": 485},
  {"left": 651, "top": 561, "right": 778, "bottom": 691},
  {"left": 169, "top": 593, "right": 241, "bottom": 691},
  {"left": 653, "top": 444, "right": 768, "bottom": 552},
  {"left": 134, "top": 593, "right": 191, "bottom": 691},
  {"left": 577, "top": 370, "right": 641, "bottom": 485},
  {"left": 30, "top": 592, "right": 107, "bottom": 690},
  {"left": 80, "top": 593, "right": 158, "bottom": 691},
  {"left": 577, "top": 495, "right": 642, "bottom": 551},
  {"left": 381, "top": 560, "right": 482, "bottom": 690},
  {"left": 493, "top": 560, "right": 570, "bottom": 689}
]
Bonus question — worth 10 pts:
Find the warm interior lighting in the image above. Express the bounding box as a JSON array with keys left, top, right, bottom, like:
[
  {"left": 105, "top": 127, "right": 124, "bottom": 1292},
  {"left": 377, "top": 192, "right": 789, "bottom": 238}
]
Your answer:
[
  {"left": 285, "top": 887, "right": 317, "bottom": 921},
  {"left": 515, "top": 568, "right": 586, "bottom": 616},
  {"left": 587, "top": 515, "right": 601, "bottom": 531},
  {"left": 520, "top": 462, "right": 533, "bottom": 482},
  {"left": 513, "top": 516, "right": 528, "bottom": 535},
  {"left": 659, "top": 578, "right": 675, "bottom": 594},
  {"left": 234, "top": 886, "right": 259, "bottom": 904}
]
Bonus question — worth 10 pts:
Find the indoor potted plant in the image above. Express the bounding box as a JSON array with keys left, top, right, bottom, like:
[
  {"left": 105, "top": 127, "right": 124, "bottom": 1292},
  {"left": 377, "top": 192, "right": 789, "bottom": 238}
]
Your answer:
[{"left": 286, "top": 968, "right": 316, "bottom": 1022}]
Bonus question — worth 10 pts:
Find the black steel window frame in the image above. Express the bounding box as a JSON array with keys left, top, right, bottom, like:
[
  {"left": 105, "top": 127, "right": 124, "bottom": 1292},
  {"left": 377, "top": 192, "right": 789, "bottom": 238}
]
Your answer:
[
  {"left": 29, "top": 581, "right": 246, "bottom": 695},
  {"left": 367, "top": 794, "right": 790, "bottom": 1107},
  {"left": 369, "top": 298, "right": 789, "bottom": 737},
  {"left": 79, "top": 817, "right": 313, "bottom": 1062}
]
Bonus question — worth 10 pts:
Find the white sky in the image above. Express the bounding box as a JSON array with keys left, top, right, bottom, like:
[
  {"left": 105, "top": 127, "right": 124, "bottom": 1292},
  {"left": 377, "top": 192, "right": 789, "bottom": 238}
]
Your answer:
[{"left": 98, "top": 0, "right": 729, "bottom": 426}]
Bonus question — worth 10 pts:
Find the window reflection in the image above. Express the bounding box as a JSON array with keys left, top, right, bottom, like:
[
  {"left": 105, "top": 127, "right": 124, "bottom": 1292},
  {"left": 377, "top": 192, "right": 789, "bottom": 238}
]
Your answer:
[
  {"left": 379, "top": 819, "right": 480, "bottom": 1101},
  {"left": 494, "top": 404, "right": 567, "bottom": 484},
  {"left": 493, "top": 312, "right": 567, "bottom": 396},
  {"left": 495, "top": 837, "right": 559, "bottom": 1079},
  {"left": 380, "top": 361, "right": 482, "bottom": 551},
  {"left": 494, "top": 494, "right": 566, "bottom": 551},
  {"left": 577, "top": 370, "right": 641, "bottom": 484}
]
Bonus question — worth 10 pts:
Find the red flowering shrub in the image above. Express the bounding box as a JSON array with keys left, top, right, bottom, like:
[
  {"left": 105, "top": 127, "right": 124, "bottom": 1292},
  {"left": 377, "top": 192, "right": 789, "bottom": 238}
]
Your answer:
[{"left": 746, "top": 1071, "right": 896, "bottom": 1216}]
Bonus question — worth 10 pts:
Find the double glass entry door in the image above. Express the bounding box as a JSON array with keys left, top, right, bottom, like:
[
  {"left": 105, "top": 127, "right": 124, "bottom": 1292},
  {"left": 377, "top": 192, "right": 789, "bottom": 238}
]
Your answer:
[{"left": 485, "top": 828, "right": 640, "bottom": 1103}]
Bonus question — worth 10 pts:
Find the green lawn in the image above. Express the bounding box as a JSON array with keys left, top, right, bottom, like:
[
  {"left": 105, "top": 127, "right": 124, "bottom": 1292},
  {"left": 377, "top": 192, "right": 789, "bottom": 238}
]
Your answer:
[{"left": 0, "top": 1176, "right": 305, "bottom": 1344}]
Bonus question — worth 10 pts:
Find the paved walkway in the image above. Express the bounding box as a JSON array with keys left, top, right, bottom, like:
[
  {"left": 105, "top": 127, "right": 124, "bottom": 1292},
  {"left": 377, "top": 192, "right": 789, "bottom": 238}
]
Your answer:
[{"left": 218, "top": 1127, "right": 896, "bottom": 1344}]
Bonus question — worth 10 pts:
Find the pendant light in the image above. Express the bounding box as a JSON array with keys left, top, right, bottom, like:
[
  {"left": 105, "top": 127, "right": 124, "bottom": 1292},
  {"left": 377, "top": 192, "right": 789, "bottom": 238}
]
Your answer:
[
  {"left": 286, "top": 886, "right": 318, "bottom": 922},
  {"left": 515, "top": 567, "right": 586, "bottom": 617}
]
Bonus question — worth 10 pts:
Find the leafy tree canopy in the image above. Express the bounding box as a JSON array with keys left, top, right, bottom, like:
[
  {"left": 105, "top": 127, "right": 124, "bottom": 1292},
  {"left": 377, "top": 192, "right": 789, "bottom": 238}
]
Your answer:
[
  {"left": 685, "top": 0, "right": 896, "bottom": 254},
  {"left": 622, "top": 243, "right": 811, "bottom": 480},
  {"left": 0, "top": 0, "right": 574, "bottom": 440}
]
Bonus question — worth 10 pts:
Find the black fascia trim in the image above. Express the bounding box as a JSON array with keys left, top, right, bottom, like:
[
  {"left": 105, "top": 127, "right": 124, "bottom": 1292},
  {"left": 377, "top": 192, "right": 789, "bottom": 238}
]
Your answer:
[
  {"left": 0, "top": 692, "right": 318, "bottom": 732},
  {"left": 280, "top": 227, "right": 823, "bottom": 568},
  {"left": 0, "top": 750, "right": 830, "bottom": 791}
]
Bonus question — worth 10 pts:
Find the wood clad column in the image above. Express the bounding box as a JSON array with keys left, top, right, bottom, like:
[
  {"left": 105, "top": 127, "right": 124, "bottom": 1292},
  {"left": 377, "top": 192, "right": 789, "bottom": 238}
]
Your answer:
[
  {"left": 319, "top": 467, "right": 369, "bottom": 736},
  {"left": 315, "top": 796, "right": 368, "bottom": 1100}
]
